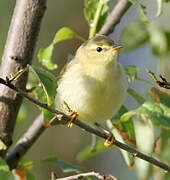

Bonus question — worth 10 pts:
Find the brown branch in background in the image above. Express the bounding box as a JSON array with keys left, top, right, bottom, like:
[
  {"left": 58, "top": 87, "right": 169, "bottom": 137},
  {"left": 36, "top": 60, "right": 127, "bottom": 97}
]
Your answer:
[
  {"left": 0, "top": 0, "right": 47, "bottom": 154},
  {"left": 53, "top": 171, "right": 117, "bottom": 180},
  {"left": 5, "top": 114, "right": 45, "bottom": 169},
  {"left": 2, "top": 78, "right": 170, "bottom": 172},
  {"left": 99, "top": 0, "right": 132, "bottom": 35},
  {"left": 5, "top": 113, "right": 67, "bottom": 169}
]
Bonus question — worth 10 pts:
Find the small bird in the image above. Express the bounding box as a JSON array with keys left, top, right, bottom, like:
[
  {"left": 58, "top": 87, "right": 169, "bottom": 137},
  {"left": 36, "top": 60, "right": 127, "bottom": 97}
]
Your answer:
[{"left": 56, "top": 35, "right": 128, "bottom": 127}]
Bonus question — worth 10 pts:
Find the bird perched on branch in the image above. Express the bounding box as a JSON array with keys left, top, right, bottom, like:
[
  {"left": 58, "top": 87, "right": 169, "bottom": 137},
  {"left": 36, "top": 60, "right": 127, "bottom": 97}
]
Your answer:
[{"left": 55, "top": 35, "right": 128, "bottom": 144}]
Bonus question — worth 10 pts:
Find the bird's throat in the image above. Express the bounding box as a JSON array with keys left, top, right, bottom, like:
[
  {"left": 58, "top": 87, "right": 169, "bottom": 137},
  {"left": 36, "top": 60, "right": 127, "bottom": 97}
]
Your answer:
[{"left": 83, "top": 62, "right": 117, "bottom": 82}]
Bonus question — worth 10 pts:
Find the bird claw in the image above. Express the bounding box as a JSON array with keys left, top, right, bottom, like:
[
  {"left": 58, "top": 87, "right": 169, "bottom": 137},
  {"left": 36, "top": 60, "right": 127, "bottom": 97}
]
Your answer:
[
  {"left": 94, "top": 122, "right": 115, "bottom": 147},
  {"left": 104, "top": 131, "right": 115, "bottom": 147},
  {"left": 68, "top": 111, "right": 78, "bottom": 128},
  {"left": 63, "top": 101, "right": 78, "bottom": 128}
]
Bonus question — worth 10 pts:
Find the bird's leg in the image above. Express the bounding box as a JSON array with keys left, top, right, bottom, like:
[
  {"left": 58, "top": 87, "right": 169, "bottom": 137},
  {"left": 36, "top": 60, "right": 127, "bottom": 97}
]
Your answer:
[
  {"left": 94, "top": 122, "right": 115, "bottom": 147},
  {"left": 64, "top": 101, "right": 78, "bottom": 128},
  {"left": 69, "top": 111, "right": 78, "bottom": 128}
]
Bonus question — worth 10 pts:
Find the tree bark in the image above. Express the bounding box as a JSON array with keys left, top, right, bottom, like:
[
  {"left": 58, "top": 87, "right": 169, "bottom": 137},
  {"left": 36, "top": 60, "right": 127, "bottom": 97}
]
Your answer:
[{"left": 0, "top": 0, "right": 46, "bottom": 155}]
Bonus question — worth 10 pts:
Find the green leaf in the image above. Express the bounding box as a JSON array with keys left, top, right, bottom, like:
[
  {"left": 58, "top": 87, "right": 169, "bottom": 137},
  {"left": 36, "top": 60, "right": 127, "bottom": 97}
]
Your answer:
[
  {"left": 121, "top": 102, "right": 170, "bottom": 129},
  {"left": 158, "top": 93, "right": 170, "bottom": 108},
  {"left": 76, "top": 140, "right": 107, "bottom": 162},
  {"left": 111, "top": 106, "right": 136, "bottom": 143},
  {"left": 30, "top": 66, "right": 57, "bottom": 105},
  {"left": 38, "top": 44, "right": 57, "bottom": 71},
  {"left": 0, "top": 171, "right": 11, "bottom": 180},
  {"left": 17, "top": 103, "right": 27, "bottom": 123},
  {"left": 128, "top": 0, "right": 148, "bottom": 22},
  {"left": 96, "top": 0, "right": 110, "bottom": 33},
  {"left": 124, "top": 65, "right": 138, "bottom": 83},
  {"left": 150, "top": 88, "right": 170, "bottom": 108},
  {"left": 122, "top": 119, "right": 136, "bottom": 141},
  {"left": 38, "top": 27, "right": 84, "bottom": 70},
  {"left": 53, "top": 27, "right": 76, "bottom": 44},
  {"left": 84, "top": 0, "right": 110, "bottom": 36},
  {"left": 111, "top": 105, "right": 127, "bottom": 123},
  {"left": 106, "top": 120, "right": 134, "bottom": 167},
  {"left": 127, "top": 88, "right": 145, "bottom": 105},
  {"left": 0, "top": 157, "right": 9, "bottom": 172},
  {"left": 165, "top": 172, "right": 170, "bottom": 180},
  {"left": 30, "top": 66, "right": 57, "bottom": 123},
  {"left": 120, "top": 21, "right": 149, "bottom": 53},
  {"left": 147, "top": 23, "right": 168, "bottom": 58},
  {"left": 34, "top": 86, "right": 47, "bottom": 104},
  {"left": 42, "top": 157, "right": 86, "bottom": 173},
  {"left": 164, "top": 30, "right": 170, "bottom": 56},
  {"left": 161, "top": 129, "right": 170, "bottom": 153},
  {"left": 20, "top": 158, "right": 33, "bottom": 170},
  {"left": 34, "top": 87, "right": 54, "bottom": 123},
  {"left": 26, "top": 171, "right": 35, "bottom": 180},
  {"left": 0, "top": 158, "right": 12, "bottom": 180},
  {"left": 84, "top": 0, "right": 98, "bottom": 26}
]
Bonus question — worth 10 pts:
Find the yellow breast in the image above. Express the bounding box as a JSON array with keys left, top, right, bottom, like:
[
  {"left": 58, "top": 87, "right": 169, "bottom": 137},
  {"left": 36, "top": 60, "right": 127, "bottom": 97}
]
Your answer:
[{"left": 56, "top": 61, "right": 128, "bottom": 124}]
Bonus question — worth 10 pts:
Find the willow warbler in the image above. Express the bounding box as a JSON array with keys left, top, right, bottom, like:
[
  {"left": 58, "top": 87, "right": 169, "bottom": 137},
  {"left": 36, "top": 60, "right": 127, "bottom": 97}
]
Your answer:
[{"left": 56, "top": 35, "right": 128, "bottom": 125}]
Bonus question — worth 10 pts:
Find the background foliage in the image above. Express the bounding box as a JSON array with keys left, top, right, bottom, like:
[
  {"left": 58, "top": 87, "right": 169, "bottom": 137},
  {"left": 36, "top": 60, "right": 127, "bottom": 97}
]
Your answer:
[{"left": 0, "top": 0, "right": 170, "bottom": 179}]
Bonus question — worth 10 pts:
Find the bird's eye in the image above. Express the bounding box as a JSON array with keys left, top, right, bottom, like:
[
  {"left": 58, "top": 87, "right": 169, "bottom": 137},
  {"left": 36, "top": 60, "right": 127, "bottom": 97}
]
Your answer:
[{"left": 96, "top": 47, "right": 103, "bottom": 52}]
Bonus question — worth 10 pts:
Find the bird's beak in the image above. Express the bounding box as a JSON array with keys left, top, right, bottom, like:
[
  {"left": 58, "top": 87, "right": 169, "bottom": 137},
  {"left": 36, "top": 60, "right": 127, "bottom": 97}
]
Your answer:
[{"left": 112, "top": 45, "right": 123, "bottom": 51}]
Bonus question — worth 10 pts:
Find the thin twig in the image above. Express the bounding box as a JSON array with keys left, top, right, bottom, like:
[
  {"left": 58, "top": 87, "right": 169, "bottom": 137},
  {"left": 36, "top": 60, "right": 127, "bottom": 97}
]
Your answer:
[
  {"left": 54, "top": 171, "right": 117, "bottom": 180},
  {"left": 2, "top": 78, "right": 170, "bottom": 172},
  {"left": 147, "top": 69, "right": 170, "bottom": 89},
  {"left": 99, "top": 0, "right": 132, "bottom": 35}
]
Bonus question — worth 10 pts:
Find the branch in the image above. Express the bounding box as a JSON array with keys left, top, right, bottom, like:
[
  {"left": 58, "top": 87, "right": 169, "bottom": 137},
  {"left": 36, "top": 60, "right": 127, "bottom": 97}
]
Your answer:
[
  {"left": 5, "top": 114, "right": 45, "bottom": 169},
  {"left": 2, "top": 78, "right": 170, "bottom": 172},
  {"left": 99, "top": 0, "right": 132, "bottom": 35},
  {"left": 147, "top": 69, "right": 170, "bottom": 89},
  {"left": 0, "top": 0, "right": 47, "bottom": 152},
  {"left": 53, "top": 171, "right": 117, "bottom": 180}
]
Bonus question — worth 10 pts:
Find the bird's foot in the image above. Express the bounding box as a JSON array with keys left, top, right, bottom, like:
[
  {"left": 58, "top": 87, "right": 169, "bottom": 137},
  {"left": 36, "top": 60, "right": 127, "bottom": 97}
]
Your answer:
[
  {"left": 68, "top": 111, "right": 78, "bottom": 128},
  {"left": 94, "top": 122, "right": 115, "bottom": 147},
  {"left": 104, "top": 131, "right": 115, "bottom": 147},
  {"left": 64, "top": 101, "right": 78, "bottom": 128}
]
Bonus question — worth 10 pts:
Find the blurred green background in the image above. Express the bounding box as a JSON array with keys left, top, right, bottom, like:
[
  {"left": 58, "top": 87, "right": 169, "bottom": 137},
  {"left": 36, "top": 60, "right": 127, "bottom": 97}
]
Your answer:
[{"left": 0, "top": 0, "right": 170, "bottom": 180}]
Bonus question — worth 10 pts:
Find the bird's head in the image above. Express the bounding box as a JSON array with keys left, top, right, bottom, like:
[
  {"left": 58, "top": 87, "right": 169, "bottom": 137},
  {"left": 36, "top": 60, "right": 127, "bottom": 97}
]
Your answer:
[{"left": 75, "top": 35, "right": 123, "bottom": 67}]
